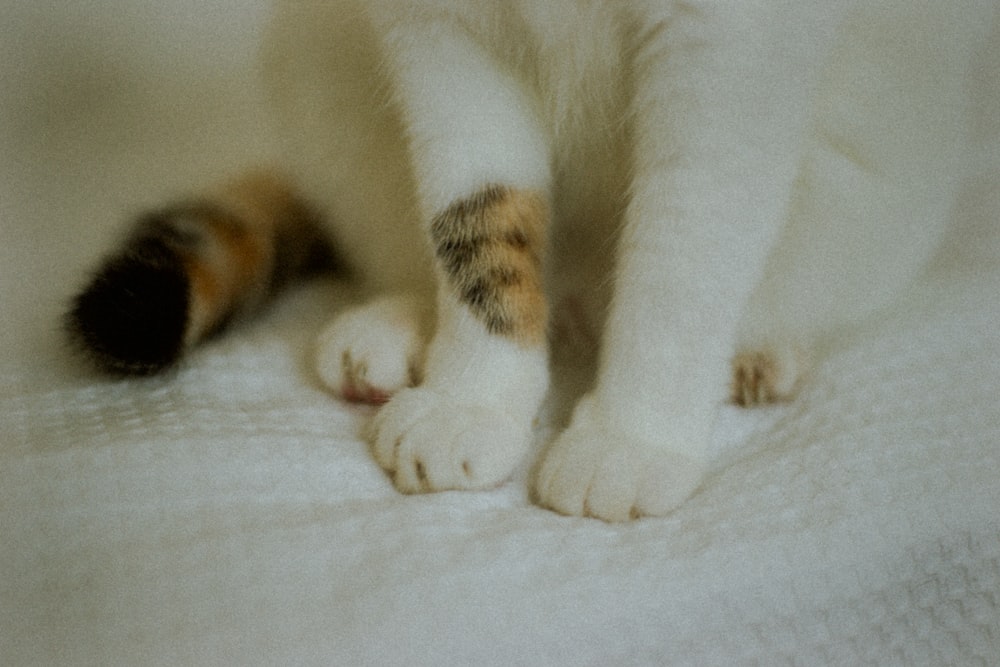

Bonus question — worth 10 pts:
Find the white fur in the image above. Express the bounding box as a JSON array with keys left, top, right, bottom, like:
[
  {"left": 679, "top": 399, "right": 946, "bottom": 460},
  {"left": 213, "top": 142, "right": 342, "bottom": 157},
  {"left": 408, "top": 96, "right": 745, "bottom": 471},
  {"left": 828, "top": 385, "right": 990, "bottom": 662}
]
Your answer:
[{"left": 267, "top": 0, "right": 997, "bottom": 519}]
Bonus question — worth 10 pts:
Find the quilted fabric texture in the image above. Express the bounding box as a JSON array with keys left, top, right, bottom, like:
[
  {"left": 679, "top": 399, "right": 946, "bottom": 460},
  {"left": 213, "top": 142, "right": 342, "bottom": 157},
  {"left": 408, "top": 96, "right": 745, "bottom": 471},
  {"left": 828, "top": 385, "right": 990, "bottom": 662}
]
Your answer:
[{"left": 2, "top": 3, "right": 998, "bottom": 664}]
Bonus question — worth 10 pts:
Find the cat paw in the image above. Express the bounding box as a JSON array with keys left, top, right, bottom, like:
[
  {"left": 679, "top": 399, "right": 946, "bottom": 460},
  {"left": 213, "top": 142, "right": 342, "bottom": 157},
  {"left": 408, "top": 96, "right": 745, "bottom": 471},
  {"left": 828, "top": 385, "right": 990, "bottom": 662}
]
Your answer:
[
  {"left": 534, "top": 397, "right": 705, "bottom": 521},
  {"left": 731, "top": 344, "right": 809, "bottom": 407},
  {"left": 315, "top": 295, "right": 427, "bottom": 405},
  {"left": 370, "top": 387, "right": 533, "bottom": 493}
]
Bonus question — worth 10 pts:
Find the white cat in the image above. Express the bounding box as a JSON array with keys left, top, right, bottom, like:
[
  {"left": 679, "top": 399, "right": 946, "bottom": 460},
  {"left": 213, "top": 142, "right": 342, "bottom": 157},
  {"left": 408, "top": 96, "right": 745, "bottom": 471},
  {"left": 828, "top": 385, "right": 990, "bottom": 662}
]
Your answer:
[{"left": 68, "top": 0, "right": 997, "bottom": 520}]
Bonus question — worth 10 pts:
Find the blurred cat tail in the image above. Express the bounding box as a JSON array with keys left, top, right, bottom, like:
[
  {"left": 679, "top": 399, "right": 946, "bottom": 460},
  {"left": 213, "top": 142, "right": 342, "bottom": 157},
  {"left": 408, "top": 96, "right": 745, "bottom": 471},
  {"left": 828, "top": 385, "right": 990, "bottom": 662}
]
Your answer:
[{"left": 65, "top": 172, "right": 339, "bottom": 375}]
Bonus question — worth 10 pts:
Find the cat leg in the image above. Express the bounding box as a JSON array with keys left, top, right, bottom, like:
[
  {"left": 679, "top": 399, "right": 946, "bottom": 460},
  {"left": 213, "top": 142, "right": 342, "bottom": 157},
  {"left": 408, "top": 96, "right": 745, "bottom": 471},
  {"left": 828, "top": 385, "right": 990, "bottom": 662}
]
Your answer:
[
  {"left": 535, "top": 5, "right": 827, "bottom": 520},
  {"left": 366, "top": 20, "right": 552, "bottom": 492},
  {"left": 315, "top": 294, "right": 430, "bottom": 405}
]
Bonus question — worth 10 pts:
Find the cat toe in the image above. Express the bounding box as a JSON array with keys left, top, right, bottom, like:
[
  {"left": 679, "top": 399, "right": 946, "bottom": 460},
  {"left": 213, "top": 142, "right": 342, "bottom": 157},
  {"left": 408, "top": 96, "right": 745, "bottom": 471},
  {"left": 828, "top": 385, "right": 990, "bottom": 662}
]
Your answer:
[{"left": 370, "top": 387, "right": 533, "bottom": 493}]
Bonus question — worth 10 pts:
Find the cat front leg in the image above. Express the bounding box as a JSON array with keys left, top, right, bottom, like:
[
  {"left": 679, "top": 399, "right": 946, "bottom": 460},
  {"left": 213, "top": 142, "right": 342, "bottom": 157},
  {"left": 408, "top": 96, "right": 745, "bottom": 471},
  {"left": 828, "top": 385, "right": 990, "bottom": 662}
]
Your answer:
[
  {"left": 367, "top": 17, "right": 552, "bottom": 492},
  {"left": 535, "top": 4, "right": 824, "bottom": 520},
  {"left": 371, "top": 186, "right": 551, "bottom": 492}
]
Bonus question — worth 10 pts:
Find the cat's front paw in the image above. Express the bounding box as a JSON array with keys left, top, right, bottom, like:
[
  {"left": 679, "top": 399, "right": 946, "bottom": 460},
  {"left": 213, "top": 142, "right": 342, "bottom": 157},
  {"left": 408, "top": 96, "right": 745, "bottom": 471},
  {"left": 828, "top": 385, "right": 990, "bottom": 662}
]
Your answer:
[
  {"left": 534, "top": 397, "right": 705, "bottom": 521},
  {"left": 315, "top": 295, "right": 427, "bottom": 405},
  {"left": 370, "top": 387, "right": 533, "bottom": 493}
]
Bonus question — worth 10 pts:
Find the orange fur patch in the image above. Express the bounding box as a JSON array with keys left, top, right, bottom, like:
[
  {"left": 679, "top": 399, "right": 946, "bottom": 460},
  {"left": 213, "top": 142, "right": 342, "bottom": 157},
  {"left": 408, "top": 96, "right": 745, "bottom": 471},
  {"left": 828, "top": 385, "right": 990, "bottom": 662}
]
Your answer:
[
  {"left": 431, "top": 185, "right": 549, "bottom": 346},
  {"left": 183, "top": 170, "right": 332, "bottom": 340},
  {"left": 180, "top": 206, "right": 271, "bottom": 339}
]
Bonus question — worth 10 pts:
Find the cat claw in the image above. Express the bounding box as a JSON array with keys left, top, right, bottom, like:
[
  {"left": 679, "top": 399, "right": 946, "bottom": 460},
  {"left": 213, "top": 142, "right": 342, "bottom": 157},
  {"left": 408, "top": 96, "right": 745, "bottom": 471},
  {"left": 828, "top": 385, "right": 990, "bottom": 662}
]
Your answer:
[{"left": 731, "top": 345, "right": 809, "bottom": 407}]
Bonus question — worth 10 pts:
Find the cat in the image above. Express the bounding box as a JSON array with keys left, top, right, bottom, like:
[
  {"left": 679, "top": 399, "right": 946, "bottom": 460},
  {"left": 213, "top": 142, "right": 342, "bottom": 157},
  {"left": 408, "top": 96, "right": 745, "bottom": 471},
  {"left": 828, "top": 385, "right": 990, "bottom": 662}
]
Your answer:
[{"left": 67, "top": 0, "right": 997, "bottom": 521}]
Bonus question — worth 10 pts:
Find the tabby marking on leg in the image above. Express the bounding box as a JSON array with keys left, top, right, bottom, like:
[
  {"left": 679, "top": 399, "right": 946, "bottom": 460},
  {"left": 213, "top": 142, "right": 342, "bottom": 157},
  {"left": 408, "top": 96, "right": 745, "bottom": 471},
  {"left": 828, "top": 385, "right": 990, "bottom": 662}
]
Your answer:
[{"left": 430, "top": 185, "right": 549, "bottom": 345}]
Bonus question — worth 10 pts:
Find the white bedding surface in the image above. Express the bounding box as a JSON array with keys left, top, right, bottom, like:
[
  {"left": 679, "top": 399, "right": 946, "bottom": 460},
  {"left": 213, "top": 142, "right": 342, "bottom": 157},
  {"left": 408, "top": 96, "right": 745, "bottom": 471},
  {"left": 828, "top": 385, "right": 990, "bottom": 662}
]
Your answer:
[{"left": 3, "top": 3, "right": 999, "bottom": 665}]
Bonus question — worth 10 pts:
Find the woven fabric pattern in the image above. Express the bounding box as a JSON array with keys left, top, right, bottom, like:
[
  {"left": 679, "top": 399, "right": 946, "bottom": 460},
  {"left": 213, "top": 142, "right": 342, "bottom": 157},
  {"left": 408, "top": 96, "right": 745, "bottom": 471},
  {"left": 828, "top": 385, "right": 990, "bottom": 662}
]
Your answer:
[{"left": 2, "top": 3, "right": 998, "bottom": 664}]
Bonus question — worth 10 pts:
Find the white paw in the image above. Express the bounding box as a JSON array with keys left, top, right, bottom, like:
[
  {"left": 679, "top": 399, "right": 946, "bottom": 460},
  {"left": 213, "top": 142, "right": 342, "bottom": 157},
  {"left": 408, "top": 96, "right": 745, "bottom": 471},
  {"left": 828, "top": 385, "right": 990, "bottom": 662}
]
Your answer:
[
  {"left": 315, "top": 295, "right": 427, "bottom": 404},
  {"left": 370, "top": 387, "right": 534, "bottom": 493},
  {"left": 534, "top": 397, "right": 706, "bottom": 521},
  {"left": 731, "top": 343, "right": 810, "bottom": 406}
]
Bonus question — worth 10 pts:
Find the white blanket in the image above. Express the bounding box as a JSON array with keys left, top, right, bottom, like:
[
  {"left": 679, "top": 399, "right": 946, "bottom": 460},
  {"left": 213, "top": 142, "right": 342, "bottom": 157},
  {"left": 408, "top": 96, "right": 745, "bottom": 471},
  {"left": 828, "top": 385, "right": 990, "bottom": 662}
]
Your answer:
[{"left": 3, "top": 3, "right": 999, "bottom": 664}]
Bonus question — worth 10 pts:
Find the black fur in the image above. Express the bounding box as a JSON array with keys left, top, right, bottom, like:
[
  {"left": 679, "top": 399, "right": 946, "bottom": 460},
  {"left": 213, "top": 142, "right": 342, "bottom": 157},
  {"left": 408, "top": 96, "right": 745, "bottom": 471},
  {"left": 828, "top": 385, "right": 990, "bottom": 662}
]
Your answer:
[
  {"left": 67, "top": 199, "right": 339, "bottom": 376},
  {"left": 66, "top": 220, "right": 192, "bottom": 376}
]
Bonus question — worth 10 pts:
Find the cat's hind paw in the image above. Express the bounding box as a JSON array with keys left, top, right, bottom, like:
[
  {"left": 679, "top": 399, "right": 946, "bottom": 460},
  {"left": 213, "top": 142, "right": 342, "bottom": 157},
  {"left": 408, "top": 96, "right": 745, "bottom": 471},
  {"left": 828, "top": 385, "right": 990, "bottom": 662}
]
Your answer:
[
  {"left": 534, "top": 397, "right": 705, "bottom": 521},
  {"left": 370, "top": 387, "right": 534, "bottom": 493},
  {"left": 730, "top": 345, "right": 809, "bottom": 407},
  {"left": 315, "top": 295, "right": 427, "bottom": 405}
]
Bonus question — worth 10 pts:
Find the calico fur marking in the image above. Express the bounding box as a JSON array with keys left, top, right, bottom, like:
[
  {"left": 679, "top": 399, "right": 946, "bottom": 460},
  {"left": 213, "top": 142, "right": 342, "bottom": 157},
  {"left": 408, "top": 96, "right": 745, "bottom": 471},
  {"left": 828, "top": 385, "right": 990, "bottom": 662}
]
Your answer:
[
  {"left": 67, "top": 172, "right": 336, "bottom": 375},
  {"left": 430, "top": 185, "right": 549, "bottom": 345}
]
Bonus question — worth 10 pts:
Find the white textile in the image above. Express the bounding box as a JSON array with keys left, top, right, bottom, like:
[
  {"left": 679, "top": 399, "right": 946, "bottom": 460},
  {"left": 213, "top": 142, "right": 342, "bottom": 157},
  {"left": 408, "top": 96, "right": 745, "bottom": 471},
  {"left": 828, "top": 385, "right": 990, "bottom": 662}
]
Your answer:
[{"left": 2, "top": 3, "right": 998, "bottom": 664}]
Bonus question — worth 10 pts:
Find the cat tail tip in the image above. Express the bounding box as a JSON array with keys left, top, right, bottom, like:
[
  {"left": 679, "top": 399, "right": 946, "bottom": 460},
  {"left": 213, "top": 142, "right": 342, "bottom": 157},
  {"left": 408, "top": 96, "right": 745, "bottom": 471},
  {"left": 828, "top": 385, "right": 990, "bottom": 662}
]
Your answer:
[{"left": 65, "top": 244, "right": 191, "bottom": 376}]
